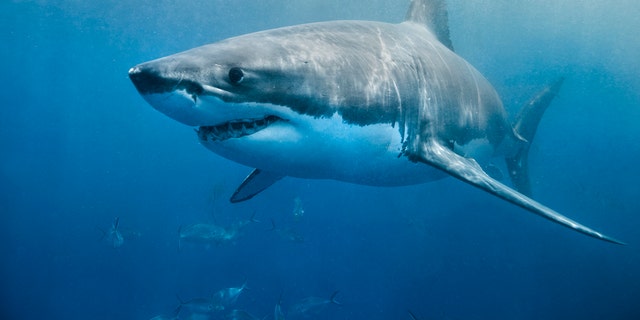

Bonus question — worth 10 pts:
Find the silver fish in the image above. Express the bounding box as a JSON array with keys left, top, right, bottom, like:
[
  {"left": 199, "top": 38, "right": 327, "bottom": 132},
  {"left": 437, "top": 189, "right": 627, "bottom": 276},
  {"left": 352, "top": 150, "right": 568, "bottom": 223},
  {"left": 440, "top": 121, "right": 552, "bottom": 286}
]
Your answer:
[
  {"left": 274, "top": 294, "right": 285, "bottom": 320},
  {"left": 270, "top": 219, "right": 304, "bottom": 243},
  {"left": 213, "top": 280, "right": 248, "bottom": 309},
  {"left": 288, "top": 291, "right": 341, "bottom": 318},
  {"left": 99, "top": 217, "right": 124, "bottom": 248},
  {"left": 177, "top": 295, "right": 223, "bottom": 315},
  {"left": 178, "top": 223, "right": 235, "bottom": 248}
]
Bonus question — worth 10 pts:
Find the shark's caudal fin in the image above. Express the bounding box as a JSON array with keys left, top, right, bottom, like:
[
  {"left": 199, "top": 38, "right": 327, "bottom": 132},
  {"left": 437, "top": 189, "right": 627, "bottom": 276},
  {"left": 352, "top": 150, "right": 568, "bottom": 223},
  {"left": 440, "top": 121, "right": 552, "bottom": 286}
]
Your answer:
[
  {"left": 506, "top": 78, "right": 564, "bottom": 196},
  {"left": 405, "top": 0, "right": 454, "bottom": 51},
  {"left": 409, "top": 140, "right": 624, "bottom": 244},
  {"left": 230, "top": 169, "right": 284, "bottom": 203}
]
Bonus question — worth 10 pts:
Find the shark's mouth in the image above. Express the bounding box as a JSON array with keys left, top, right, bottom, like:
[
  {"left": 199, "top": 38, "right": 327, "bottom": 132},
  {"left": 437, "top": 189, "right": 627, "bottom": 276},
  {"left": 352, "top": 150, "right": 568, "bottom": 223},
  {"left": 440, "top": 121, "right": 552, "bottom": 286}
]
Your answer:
[{"left": 197, "top": 115, "right": 282, "bottom": 141}]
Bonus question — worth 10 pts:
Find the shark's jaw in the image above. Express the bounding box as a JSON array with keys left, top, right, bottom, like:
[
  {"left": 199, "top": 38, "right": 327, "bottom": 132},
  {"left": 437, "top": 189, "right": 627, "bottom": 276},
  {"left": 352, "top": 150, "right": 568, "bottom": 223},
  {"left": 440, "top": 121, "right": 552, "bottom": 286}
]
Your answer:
[
  {"left": 196, "top": 115, "right": 283, "bottom": 142},
  {"left": 132, "top": 82, "right": 294, "bottom": 139},
  {"left": 143, "top": 88, "right": 288, "bottom": 143}
]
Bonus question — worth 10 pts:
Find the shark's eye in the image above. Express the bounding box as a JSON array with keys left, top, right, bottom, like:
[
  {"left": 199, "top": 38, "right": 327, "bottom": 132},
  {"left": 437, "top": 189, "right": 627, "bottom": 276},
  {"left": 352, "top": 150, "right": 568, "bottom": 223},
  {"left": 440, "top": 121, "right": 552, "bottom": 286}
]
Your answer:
[{"left": 228, "top": 67, "right": 244, "bottom": 85}]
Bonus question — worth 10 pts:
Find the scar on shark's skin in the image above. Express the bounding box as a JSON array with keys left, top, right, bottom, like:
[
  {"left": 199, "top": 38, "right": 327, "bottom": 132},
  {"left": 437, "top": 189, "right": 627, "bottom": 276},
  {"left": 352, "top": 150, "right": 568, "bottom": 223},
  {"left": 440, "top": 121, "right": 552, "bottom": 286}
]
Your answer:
[{"left": 129, "top": 0, "right": 623, "bottom": 244}]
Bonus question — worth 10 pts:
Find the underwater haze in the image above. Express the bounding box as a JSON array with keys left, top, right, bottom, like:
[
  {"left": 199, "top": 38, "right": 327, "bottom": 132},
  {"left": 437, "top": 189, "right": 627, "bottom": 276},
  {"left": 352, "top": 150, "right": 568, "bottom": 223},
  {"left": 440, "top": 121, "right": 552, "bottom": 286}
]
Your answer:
[{"left": 2, "top": 0, "right": 640, "bottom": 319}]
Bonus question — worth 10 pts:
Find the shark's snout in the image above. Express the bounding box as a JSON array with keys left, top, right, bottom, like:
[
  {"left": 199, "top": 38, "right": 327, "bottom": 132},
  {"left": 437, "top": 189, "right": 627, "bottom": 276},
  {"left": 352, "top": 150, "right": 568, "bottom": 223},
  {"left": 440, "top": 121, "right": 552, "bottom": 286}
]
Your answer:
[
  {"left": 128, "top": 65, "right": 176, "bottom": 95},
  {"left": 129, "top": 63, "right": 210, "bottom": 126},
  {"left": 129, "top": 64, "right": 205, "bottom": 98}
]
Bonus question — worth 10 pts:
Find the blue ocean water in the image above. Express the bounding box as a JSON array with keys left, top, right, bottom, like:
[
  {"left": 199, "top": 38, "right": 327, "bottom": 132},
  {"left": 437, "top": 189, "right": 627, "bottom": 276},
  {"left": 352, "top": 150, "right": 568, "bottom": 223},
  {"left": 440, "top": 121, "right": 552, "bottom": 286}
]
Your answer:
[{"left": 2, "top": 0, "right": 639, "bottom": 319}]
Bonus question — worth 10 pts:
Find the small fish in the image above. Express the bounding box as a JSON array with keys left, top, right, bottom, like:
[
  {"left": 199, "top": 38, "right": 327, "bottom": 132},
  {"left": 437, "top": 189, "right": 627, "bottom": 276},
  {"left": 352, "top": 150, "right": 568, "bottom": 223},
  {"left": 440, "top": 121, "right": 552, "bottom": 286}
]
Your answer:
[
  {"left": 179, "top": 213, "right": 258, "bottom": 249},
  {"left": 178, "top": 223, "right": 233, "bottom": 248},
  {"left": 213, "top": 280, "right": 248, "bottom": 309},
  {"left": 222, "top": 212, "right": 260, "bottom": 242},
  {"left": 292, "top": 197, "right": 304, "bottom": 221},
  {"left": 231, "top": 212, "right": 260, "bottom": 231},
  {"left": 98, "top": 217, "right": 124, "bottom": 248},
  {"left": 408, "top": 310, "right": 420, "bottom": 320},
  {"left": 274, "top": 293, "right": 285, "bottom": 320},
  {"left": 176, "top": 295, "right": 223, "bottom": 315},
  {"left": 270, "top": 219, "right": 304, "bottom": 243},
  {"left": 287, "top": 291, "right": 341, "bottom": 318}
]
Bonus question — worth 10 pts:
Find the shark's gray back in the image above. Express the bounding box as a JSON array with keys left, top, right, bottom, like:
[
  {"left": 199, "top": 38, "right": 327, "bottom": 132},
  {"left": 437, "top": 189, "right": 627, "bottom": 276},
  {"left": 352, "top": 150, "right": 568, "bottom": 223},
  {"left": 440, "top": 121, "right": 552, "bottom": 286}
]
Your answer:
[{"left": 171, "top": 20, "right": 508, "bottom": 148}]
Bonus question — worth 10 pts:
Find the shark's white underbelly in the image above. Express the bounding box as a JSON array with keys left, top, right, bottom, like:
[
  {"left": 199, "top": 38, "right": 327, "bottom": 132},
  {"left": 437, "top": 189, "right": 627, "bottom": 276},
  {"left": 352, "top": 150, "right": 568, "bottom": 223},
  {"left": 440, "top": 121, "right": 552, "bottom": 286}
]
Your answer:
[{"left": 200, "top": 113, "right": 449, "bottom": 186}]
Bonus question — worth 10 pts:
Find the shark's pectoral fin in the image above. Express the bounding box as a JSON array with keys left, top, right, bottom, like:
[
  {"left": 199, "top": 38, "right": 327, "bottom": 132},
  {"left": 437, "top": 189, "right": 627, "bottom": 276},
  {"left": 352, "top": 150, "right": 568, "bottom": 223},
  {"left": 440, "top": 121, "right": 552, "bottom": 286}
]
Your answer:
[
  {"left": 410, "top": 140, "right": 623, "bottom": 244},
  {"left": 230, "top": 169, "right": 284, "bottom": 203}
]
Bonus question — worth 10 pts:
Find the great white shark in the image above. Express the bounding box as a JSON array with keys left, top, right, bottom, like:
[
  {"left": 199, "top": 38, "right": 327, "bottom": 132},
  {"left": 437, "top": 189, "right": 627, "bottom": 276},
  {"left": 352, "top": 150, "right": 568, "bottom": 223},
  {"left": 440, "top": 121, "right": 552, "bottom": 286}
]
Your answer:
[{"left": 129, "top": 0, "right": 622, "bottom": 244}]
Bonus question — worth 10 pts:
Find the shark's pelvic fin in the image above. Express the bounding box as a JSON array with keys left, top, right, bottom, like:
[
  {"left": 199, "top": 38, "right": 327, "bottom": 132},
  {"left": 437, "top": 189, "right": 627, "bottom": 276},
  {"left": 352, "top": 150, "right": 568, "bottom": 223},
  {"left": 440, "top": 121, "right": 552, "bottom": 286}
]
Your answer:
[
  {"left": 506, "top": 78, "right": 565, "bottom": 196},
  {"left": 230, "top": 169, "right": 284, "bottom": 203},
  {"left": 405, "top": 0, "right": 453, "bottom": 51},
  {"left": 410, "top": 140, "right": 624, "bottom": 244}
]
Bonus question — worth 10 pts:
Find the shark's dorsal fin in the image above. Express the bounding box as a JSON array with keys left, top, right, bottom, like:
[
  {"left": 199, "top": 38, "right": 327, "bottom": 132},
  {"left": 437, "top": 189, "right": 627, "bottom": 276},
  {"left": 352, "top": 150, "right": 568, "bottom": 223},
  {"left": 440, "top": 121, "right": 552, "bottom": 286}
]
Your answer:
[
  {"left": 409, "top": 140, "right": 623, "bottom": 244},
  {"left": 405, "top": 0, "right": 454, "bottom": 51},
  {"left": 230, "top": 169, "right": 284, "bottom": 203}
]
